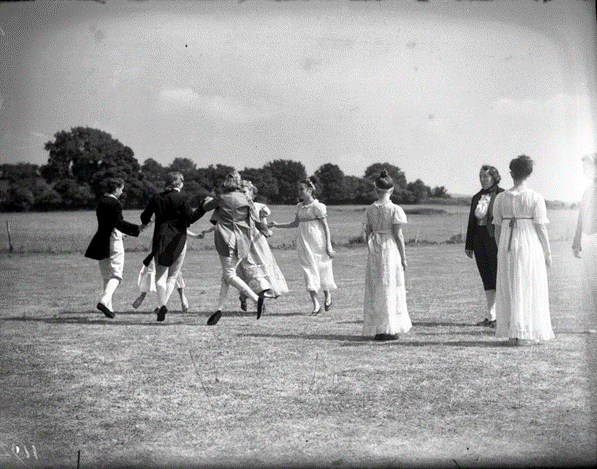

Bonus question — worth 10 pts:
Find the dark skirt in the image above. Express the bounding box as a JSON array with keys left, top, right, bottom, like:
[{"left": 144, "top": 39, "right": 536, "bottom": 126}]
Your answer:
[{"left": 473, "top": 225, "right": 498, "bottom": 290}]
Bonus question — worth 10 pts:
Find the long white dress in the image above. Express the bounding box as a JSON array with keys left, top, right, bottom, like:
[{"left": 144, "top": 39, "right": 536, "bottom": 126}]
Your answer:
[
  {"left": 237, "top": 203, "right": 289, "bottom": 297},
  {"left": 493, "top": 188, "right": 554, "bottom": 341},
  {"left": 363, "top": 200, "right": 412, "bottom": 336},
  {"left": 296, "top": 200, "right": 337, "bottom": 292}
]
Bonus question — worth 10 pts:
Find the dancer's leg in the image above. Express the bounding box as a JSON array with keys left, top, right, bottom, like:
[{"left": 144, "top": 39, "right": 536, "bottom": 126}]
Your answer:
[
  {"left": 219, "top": 254, "right": 259, "bottom": 303},
  {"left": 155, "top": 265, "right": 169, "bottom": 307},
  {"left": 175, "top": 273, "right": 189, "bottom": 311},
  {"left": 133, "top": 292, "right": 147, "bottom": 309},
  {"left": 216, "top": 278, "right": 230, "bottom": 311},
  {"left": 309, "top": 290, "right": 320, "bottom": 313},
  {"left": 163, "top": 244, "right": 187, "bottom": 306},
  {"left": 100, "top": 278, "right": 120, "bottom": 311},
  {"left": 485, "top": 289, "right": 496, "bottom": 321}
]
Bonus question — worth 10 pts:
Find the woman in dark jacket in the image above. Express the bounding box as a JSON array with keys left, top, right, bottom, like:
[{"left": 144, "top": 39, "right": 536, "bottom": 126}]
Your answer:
[
  {"left": 85, "top": 177, "right": 141, "bottom": 318},
  {"left": 140, "top": 171, "right": 209, "bottom": 322},
  {"left": 465, "top": 165, "right": 504, "bottom": 327}
]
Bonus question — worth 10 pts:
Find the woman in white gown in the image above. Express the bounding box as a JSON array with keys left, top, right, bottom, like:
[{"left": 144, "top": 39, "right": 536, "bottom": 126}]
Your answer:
[
  {"left": 572, "top": 153, "right": 597, "bottom": 315},
  {"left": 493, "top": 155, "right": 554, "bottom": 345},
  {"left": 362, "top": 170, "right": 412, "bottom": 340}
]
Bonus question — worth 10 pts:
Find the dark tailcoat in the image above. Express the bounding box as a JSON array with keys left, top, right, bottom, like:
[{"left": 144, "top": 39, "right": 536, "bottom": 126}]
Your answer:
[
  {"left": 84, "top": 195, "right": 141, "bottom": 260},
  {"left": 465, "top": 186, "right": 504, "bottom": 251},
  {"left": 465, "top": 185, "right": 504, "bottom": 291},
  {"left": 141, "top": 189, "right": 206, "bottom": 267}
]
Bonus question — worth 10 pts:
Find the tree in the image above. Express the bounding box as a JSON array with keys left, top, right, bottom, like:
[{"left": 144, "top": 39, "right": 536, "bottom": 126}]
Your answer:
[
  {"left": 263, "top": 159, "right": 307, "bottom": 204},
  {"left": 364, "top": 163, "right": 407, "bottom": 190},
  {"left": 406, "top": 179, "right": 431, "bottom": 203},
  {"left": 430, "top": 186, "right": 450, "bottom": 198},
  {"left": 52, "top": 179, "right": 95, "bottom": 209},
  {"left": 314, "top": 163, "right": 346, "bottom": 204},
  {"left": 240, "top": 167, "right": 279, "bottom": 203},
  {"left": 196, "top": 164, "right": 235, "bottom": 192},
  {"left": 342, "top": 175, "right": 376, "bottom": 204},
  {"left": 141, "top": 158, "right": 167, "bottom": 187},
  {"left": 2, "top": 186, "right": 35, "bottom": 212},
  {"left": 42, "top": 127, "right": 146, "bottom": 208},
  {"left": 169, "top": 158, "right": 198, "bottom": 180}
]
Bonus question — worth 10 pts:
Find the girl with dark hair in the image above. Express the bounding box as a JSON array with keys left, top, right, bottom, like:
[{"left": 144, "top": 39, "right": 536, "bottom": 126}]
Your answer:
[
  {"left": 465, "top": 165, "right": 504, "bottom": 327},
  {"left": 270, "top": 176, "right": 336, "bottom": 315},
  {"left": 492, "top": 155, "right": 554, "bottom": 345},
  {"left": 85, "top": 177, "right": 142, "bottom": 318},
  {"left": 362, "top": 170, "right": 411, "bottom": 340}
]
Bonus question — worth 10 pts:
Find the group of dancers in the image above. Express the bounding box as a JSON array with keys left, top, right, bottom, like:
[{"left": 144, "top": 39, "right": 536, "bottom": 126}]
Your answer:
[
  {"left": 84, "top": 153, "right": 596, "bottom": 343},
  {"left": 84, "top": 170, "right": 337, "bottom": 326}
]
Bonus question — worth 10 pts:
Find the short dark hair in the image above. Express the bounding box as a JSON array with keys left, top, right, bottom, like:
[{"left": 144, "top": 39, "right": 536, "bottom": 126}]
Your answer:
[
  {"left": 375, "top": 169, "right": 394, "bottom": 190},
  {"left": 480, "top": 165, "right": 501, "bottom": 185},
  {"left": 164, "top": 172, "right": 184, "bottom": 189},
  {"left": 103, "top": 177, "right": 124, "bottom": 194},
  {"left": 299, "top": 176, "right": 320, "bottom": 195},
  {"left": 509, "top": 155, "right": 533, "bottom": 180}
]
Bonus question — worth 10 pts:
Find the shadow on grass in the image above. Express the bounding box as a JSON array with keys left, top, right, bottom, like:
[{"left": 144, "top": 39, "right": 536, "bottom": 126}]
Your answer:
[
  {"left": 1, "top": 308, "right": 307, "bottom": 326},
  {"left": 337, "top": 320, "right": 486, "bottom": 328},
  {"left": 239, "top": 332, "right": 508, "bottom": 347},
  {"left": 239, "top": 332, "right": 371, "bottom": 342}
]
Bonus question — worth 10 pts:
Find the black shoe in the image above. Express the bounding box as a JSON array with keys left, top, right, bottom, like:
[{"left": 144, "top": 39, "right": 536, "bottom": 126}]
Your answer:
[
  {"left": 257, "top": 289, "right": 270, "bottom": 320},
  {"left": 157, "top": 305, "right": 167, "bottom": 322},
  {"left": 97, "top": 302, "right": 115, "bottom": 319},
  {"left": 239, "top": 296, "right": 247, "bottom": 312},
  {"left": 207, "top": 310, "right": 222, "bottom": 326},
  {"left": 488, "top": 320, "right": 496, "bottom": 328},
  {"left": 324, "top": 299, "right": 333, "bottom": 312},
  {"left": 310, "top": 308, "right": 322, "bottom": 316},
  {"left": 375, "top": 333, "right": 399, "bottom": 341},
  {"left": 476, "top": 318, "right": 490, "bottom": 326}
]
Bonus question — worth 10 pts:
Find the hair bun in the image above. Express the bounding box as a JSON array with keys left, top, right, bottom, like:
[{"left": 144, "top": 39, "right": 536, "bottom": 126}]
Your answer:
[{"left": 379, "top": 169, "right": 388, "bottom": 178}]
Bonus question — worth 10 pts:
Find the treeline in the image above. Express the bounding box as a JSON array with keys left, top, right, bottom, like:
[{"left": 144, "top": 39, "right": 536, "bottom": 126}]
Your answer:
[{"left": 0, "top": 127, "right": 450, "bottom": 212}]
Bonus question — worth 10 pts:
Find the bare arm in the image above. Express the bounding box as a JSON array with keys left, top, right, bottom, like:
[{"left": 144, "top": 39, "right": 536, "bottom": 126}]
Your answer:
[
  {"left": 270, "top": 213, "right": 300, "bottom": 229},
  {"left": 393, "top": 224, "right": 407, "bottom": 270},
  {"left": 534, "top": 223, "right": 552, "bottom": 267},
  {"left": 572, "top": 210, "right": 582, "bottom": 258},
  {"left": 363, "top": 223, "right": 371, "bottom": 244},
  {"left": 319, "top": 217, "right": 335, "bottom": 258}
]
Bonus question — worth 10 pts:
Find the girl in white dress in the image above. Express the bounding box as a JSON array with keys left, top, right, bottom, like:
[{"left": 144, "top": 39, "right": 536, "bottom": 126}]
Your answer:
[
  {"left": 493, "top": 155, "right": 554, "bottom": 346},
  {"left": 236, "top": 181, "right": 288, "bottom": 308},
  {"left": 270, "top": 176, "right": 336, "bottom": 315},
  {"left": 363, "top": 170, "right": 412, "bottom": 340}
]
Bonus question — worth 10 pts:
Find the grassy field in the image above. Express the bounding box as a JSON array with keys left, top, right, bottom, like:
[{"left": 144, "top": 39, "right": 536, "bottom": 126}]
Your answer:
[
  {"left": 0, "top": 205, "right": 579, "bottom": 253},
  {"left": 0, "top": 236, "right": 595, "bottom": 468}
]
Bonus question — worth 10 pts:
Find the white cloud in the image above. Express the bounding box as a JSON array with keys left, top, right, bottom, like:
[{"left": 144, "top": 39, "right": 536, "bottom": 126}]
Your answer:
[{"left": 158, "top": 88, "right": 278, "bottom": 122}]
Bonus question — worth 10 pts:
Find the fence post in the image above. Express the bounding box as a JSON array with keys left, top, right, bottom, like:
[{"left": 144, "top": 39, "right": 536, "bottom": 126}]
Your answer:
[{"left": 6, "top": 220, "right": 13, "bottom": 252}]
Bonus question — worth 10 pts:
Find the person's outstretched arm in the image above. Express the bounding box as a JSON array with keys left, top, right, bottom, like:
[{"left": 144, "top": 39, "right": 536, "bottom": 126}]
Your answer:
[{"left": 270, "top": 213, "right": 300, "bottom": 229}]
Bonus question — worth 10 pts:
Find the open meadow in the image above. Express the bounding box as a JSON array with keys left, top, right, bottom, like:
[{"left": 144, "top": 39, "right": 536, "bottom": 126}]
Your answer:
[{"left": 0, "top": 206, "right": 595, "bottom": 468}]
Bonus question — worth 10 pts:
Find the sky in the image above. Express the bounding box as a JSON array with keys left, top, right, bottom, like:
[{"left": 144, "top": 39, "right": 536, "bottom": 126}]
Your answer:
[{"left": 0, "top": 0, "right": 595, "bottom": 202}]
